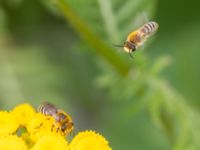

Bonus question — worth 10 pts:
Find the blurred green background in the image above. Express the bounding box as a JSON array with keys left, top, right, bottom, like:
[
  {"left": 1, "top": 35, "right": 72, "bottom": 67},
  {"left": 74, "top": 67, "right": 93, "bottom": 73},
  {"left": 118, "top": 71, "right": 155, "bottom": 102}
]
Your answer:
[{"left": 0, "top": 0, "right": 200, "bottom": 149}]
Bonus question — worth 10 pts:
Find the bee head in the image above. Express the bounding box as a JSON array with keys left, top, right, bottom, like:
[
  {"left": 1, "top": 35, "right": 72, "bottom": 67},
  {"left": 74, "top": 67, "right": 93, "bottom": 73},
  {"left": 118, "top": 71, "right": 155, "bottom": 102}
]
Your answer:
[
  {"left": 112, "top": 42, "right": 135, "bottom": 58},
  {"left": 61, "top": 122, "right": 74, "bottom": 135},
  {"left": 124, "top": 41, "right": 136, "bottom": 53}
]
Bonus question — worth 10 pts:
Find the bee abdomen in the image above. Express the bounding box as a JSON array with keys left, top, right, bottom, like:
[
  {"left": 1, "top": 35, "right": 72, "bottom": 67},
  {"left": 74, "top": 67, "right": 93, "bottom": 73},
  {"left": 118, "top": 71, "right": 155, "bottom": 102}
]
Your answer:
[
  {"left": 38, "top": 103, "right": 57, "bottom": 116},
  {"left": 142, "top": 21, "right": 158, "bottom": 35}
]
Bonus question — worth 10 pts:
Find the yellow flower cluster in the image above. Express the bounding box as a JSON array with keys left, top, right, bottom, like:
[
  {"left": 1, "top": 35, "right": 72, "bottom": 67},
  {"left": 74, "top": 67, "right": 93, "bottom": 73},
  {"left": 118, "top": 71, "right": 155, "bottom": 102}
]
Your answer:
[{"left": 0, "top": 103, "right": 112, "bottom": 150}]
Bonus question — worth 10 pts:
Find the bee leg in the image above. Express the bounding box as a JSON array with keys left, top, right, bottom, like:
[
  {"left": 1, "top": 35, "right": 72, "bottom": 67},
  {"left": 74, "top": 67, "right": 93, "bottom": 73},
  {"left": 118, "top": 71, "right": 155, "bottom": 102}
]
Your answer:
[
  {"left": 35, "top": 123, "right": 43, "bottom": 130},
  {"left": 56, "top": 127, "right": 60, "bottom": 133},
  {"left": 51, "top": 123, "right": 60, "bottom": 133},
  {"left": 72, "top": 130, "right": 75, "bottom": 138},
  {"left": 31, "top": 123, "right": 43, "bottom": 134},
  {"left": 129, "top": 50, "right": 134, "bottom": 59},
  {"left": 51, "top": 124, "right": 55, "bottom": 132}
]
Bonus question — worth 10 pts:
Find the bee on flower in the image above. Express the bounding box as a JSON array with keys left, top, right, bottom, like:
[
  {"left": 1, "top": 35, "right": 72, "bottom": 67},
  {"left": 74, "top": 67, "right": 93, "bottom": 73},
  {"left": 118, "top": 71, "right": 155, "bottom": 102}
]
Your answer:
[{"left": 37, "top": 102, "right": 74, "bottom": 136}]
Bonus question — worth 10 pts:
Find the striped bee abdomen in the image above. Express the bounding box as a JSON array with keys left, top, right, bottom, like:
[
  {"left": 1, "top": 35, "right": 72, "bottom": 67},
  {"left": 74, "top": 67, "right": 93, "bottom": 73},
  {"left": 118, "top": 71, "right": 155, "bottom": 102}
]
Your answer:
[
  {"left": 38, "top": 102, "right": 58, "bottom": 116},
  {"left": 142, "top": 22, "right": 158, "bottom": 35}
]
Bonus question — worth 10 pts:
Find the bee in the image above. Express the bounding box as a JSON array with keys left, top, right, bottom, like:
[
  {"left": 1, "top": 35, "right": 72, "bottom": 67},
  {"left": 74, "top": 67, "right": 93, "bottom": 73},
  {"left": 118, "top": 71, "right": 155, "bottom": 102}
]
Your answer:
[
  {"left": 114, "top": 21, "right": 159, "bottom": 58},
  {"left": 38, "top": 102, "right": 74, "bottom": 136}
]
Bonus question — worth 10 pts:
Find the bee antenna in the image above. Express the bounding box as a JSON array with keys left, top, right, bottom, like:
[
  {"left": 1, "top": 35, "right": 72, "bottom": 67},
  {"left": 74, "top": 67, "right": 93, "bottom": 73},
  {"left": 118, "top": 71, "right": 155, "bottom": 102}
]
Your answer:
[{"left": 112, "top": 43, "right": 124, "bottom": 47}]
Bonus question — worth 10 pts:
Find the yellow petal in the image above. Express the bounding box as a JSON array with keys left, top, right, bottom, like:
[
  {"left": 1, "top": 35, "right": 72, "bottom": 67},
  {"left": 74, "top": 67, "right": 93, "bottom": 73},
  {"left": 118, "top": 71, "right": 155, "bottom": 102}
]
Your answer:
[
  {"left": 0, "top": 135, "right": 27, "bottom": 150},
  {"left": 0, "top": 111, "right": 20, "bottom": 135},
  {"left": 27, "top": 113, "right": 63, "bottom": 142},
  {"left": 31, "top": 135, "right": 68, "bottom": 150},
  {"left": 12, "top": 103, "right": 36, "bottom": 126},
  {"left": 69, "top": 130, "right": 112, "bottom": 150}
]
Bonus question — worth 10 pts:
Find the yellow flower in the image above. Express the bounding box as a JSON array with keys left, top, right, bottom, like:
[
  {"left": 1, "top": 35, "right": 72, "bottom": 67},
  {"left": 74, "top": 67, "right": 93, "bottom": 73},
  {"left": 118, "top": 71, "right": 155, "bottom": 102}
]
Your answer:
[
  {"left": 27, "top": 113, "right": 63, "bottom": 142},
  {"left": 21, "top": 132, "right": 34, "bottom": 148},
  {"left": 27, "top": 113, "right": 54, "bottom": 141},
  {"left": 69, "top": 130, "right": 112, "bottom": 150},
  {"left": 0, "top": 111, "right": 20, "bottom": 135},
  {"left": 0, "top": 103, "right": 112, "bottom": 149},
  {"left": 12, "top": 103, "right": 36, "bottom": 126},
  {"left": 0, "top": 135, "right": 27, "bottom": 150},
  {"left": 31, "top": 135, "right": 68, "bottom": 150}
]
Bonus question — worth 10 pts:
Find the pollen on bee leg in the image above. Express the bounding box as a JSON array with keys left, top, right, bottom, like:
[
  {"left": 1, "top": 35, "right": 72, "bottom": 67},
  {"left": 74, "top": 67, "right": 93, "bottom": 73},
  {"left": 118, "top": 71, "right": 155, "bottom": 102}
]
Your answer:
[
  {"left": 50, "top": 123, "right": 60, "bottom": 133},
  {"left": 123, "top": 47, "right": 131, "bottom": 53}
]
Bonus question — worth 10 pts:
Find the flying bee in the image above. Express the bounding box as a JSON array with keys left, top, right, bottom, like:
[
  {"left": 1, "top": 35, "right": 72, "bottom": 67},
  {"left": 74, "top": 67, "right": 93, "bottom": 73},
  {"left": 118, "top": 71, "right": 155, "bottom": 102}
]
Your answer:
[
  {"left": 114, "top": 21, "right": 159, "bottom": 58},
  {"left": 38, "top": 102, "right": 74, "bottom": 136}
]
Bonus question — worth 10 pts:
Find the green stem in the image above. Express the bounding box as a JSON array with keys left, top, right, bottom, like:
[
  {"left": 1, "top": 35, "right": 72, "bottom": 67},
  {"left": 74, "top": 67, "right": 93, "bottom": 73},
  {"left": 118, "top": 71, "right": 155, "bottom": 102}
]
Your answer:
[{"left": 56, "top": 0, "right": 131, "bottom": 75}]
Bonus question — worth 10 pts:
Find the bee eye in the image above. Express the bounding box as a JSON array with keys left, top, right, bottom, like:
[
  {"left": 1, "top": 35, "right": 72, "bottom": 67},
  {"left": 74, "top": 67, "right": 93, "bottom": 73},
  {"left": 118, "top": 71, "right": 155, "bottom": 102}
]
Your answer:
[{"left": 59, "top": 114, "right": 66, "bottom": 120}]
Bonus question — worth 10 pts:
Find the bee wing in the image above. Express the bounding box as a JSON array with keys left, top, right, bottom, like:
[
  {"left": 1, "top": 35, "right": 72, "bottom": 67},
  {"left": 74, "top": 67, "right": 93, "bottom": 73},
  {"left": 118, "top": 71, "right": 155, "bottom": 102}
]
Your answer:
[{"left": 133, "top": 11, "right": 149, "bottom": 28}]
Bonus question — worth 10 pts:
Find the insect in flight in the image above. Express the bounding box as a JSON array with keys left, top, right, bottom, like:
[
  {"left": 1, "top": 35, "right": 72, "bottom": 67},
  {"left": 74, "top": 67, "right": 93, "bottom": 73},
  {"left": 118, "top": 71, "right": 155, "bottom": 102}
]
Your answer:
[
  {"left": 114, "top": 21, "right": 159, "bottom": 58},
  {"left": 38, "top": 102, "right": 74, "bottom": 136}
]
